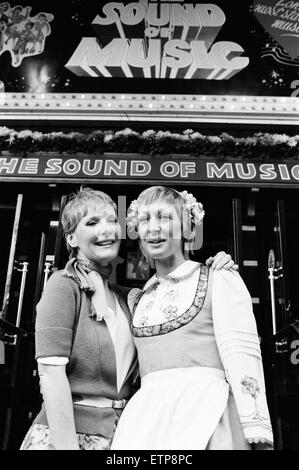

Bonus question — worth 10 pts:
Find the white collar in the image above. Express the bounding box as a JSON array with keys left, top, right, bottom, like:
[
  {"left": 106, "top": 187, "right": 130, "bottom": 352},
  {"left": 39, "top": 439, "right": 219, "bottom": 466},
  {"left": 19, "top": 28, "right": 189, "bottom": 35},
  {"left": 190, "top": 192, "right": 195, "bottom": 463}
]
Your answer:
[{"left": 143, "top": 260, "right": 200, "bottom": 291}]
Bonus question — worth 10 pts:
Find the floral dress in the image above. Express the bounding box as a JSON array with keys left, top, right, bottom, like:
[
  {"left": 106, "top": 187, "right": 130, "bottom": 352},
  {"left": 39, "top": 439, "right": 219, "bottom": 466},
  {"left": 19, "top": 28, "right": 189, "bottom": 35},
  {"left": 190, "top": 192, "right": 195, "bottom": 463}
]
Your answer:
[{"left": 20, "top": 424, "right": 111, "bottom": 450}]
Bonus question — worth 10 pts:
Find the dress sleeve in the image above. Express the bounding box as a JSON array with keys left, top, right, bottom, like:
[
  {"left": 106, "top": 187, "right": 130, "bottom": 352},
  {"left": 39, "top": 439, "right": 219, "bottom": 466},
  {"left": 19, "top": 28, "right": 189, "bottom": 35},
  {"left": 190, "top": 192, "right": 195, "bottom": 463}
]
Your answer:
[
  {"left": 211, "top": 270, "right": 274, "bottom": 448},
  {"left": 35, "top": 272, "right": 79, "bottom": 360},
  {"left": 127, "top": 288, "right": 142, "bottom": 315}
]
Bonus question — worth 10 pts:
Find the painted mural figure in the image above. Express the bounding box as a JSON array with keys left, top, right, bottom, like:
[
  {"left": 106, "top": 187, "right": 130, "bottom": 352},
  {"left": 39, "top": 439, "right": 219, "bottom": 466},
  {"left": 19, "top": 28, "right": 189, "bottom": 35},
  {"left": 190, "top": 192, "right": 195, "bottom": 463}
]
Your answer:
[
  {"left": 10, "top": 5, "right": 31, "bottom": 24},
  {"left": 0, "top": 2, "right": 10, "bottom": 20},
  {"left": 0, "top": 16, "right": 8, "bottom": 53},
  {"left": 12, "top": 21, "right": 35, "bottom": 66},
  {"left": 32, "top": 13, "right": 53, "bottom": 54},
  {"left": 0, "top": 3, "right": 53, "bottom": 66},
  {"left": 3, "top": 5, "right": 31, "bottom": 47}
]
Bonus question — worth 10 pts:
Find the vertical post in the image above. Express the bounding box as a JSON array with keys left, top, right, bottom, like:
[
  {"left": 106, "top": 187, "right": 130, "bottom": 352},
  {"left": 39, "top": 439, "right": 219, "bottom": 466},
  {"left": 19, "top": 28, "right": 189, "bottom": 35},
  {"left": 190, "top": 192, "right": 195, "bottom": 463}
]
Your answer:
[
  {"left": 276, "top": 200, "right": 290, "bottom": 329},
  {"left": 33, "top": 232, "right": 47, "bottom": 313},
  {"left": 1, "top": 194, "right": 23, "bottom": 320},
  {"left": 0, "top": 339, "right": 4, "bottom": 365},
  {"left": 42, "top": 262, "right": 53, "bottom": 292},
  {"left": 232, "top": 198, "right": 243, "bottom": 277},
  {"left": 53, "top": 195, "right": 68, "bottom": 269},
  {"left": 267, "top": 248, "right": 284, "bottom": 450},
  {"left": 268, "top": 250, "right": 277, "bottom": 336},
  {"left": 15, "top": 262, "right": 29, "bottom": 330}
]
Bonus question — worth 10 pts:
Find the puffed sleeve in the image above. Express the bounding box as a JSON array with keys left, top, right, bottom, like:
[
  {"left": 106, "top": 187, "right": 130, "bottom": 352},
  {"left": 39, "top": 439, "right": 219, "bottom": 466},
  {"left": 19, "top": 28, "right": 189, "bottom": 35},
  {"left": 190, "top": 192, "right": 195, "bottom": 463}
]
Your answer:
[
  {"left": 212, "top": 270, "right": 274, "bottom": 448},
  {"left": 35, "top": 271, "right": 79, "bottom": 360}
]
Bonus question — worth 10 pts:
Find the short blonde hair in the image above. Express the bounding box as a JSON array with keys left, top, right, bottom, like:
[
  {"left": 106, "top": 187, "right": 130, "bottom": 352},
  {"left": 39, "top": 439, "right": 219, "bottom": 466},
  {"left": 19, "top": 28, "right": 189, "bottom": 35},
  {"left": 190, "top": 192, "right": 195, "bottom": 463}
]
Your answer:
[
  {"left": 135, "top": 185, "right": 184, "bottom": 216},
  {"left": 130, "top": 185, "right": 195, "bottom": 241},
  {"left": 62, "top": 187, "right": 117, "bottom": 257}
]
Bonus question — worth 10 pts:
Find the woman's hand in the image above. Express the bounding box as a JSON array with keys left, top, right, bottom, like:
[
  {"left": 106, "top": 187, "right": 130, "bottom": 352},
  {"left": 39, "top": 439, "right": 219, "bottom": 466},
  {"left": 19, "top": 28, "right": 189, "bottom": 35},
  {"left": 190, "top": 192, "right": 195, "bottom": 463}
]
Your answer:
[{"left": 205, "top": 251, "right": 238, "bottom": 271}]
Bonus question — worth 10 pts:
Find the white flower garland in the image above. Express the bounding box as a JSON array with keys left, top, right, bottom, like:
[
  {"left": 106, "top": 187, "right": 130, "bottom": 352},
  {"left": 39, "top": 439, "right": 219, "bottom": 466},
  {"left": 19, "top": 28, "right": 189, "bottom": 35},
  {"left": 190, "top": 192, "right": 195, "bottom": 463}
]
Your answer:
[
  {"left": 0, "top": 126, "right": 298, "bottom": 155},
  {"left": 179, "top": 190, "right": 205, "bottom": 225}
]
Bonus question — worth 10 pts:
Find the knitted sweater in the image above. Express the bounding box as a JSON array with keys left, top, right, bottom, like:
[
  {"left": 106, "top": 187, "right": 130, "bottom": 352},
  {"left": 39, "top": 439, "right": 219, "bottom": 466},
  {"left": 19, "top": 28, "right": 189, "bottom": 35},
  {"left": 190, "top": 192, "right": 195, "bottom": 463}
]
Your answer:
[{"left": 33, "top": 267, "right": 139, "bottom": 438}]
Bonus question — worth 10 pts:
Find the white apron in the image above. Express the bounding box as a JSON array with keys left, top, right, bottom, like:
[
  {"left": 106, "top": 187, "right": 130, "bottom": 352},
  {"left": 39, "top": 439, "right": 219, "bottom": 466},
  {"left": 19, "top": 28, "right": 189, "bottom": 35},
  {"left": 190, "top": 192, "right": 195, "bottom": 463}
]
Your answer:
[{"left": 111, "top": 366, "right": 229, "bottom": 450}]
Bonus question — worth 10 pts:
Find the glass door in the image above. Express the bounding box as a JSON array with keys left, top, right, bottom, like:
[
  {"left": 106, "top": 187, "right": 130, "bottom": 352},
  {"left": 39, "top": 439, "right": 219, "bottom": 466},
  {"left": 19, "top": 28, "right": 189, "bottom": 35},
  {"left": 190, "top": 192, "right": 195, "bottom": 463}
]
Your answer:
[
  {"left": 227, "top": 187, "right": 299, "bottom": 449},
  {"left": 255, "top": 189, "right": 299, "bottom": 450},
  {"left": 0, "top": 183, "right": 66, "bottom": 450}
]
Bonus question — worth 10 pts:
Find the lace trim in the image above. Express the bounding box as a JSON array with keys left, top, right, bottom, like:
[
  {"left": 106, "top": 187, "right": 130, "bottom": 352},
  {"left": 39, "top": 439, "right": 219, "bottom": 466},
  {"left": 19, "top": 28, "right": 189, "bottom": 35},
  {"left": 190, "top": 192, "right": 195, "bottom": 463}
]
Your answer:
[
  {"left": 143, "top": 262, "right": 201, "bottom": 295},
  {"left": 132, "top": 264, "right": 209, "bottom": 338},
  {"left": 156, "top": 263, "right": 203, "bottom": 283},
  {"left": 248, "top": 437, "right": 274, "bottom": 449},
  {"left": 247, "top": 437, "right": 273, "bottom": 445}
]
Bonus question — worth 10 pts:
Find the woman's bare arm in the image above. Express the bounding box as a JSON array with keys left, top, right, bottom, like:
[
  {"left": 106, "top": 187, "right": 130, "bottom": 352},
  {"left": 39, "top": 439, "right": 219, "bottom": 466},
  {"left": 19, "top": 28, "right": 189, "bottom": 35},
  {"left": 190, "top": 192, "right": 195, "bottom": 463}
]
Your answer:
[{"left": 38, "top": 363, "right": 79, "bottom": 450}]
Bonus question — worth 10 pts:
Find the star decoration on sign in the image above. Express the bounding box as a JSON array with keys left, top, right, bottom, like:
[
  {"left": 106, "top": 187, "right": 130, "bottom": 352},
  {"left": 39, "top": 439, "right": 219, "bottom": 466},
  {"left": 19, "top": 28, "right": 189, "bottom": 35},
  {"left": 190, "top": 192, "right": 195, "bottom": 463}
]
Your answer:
[{"left": 262, "top": 69, "right": 285, "bottom": 88}]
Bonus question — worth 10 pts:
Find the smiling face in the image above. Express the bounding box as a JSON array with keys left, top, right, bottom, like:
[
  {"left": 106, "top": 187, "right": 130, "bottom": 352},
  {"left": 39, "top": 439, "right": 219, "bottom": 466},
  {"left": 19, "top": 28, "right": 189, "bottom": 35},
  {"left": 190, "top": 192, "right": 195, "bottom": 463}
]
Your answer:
[
  {"left": 138, "top": 201, "right": 185, "bottom": 268},
  {"left": 67, "top": 203, "right": 121, "bottom": 267}
]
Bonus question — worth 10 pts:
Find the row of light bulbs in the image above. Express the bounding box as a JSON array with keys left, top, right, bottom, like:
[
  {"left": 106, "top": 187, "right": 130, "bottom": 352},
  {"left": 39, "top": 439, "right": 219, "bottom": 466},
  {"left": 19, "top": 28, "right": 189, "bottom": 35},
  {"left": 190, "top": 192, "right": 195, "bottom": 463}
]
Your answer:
[
  {"left": 1, "top": 93, "right": 298, "bottom": 116},
  {"left": 2, "top": 93, "right": 296, "bottom": 103},
  {"left": 1, "top": 101, "right": 297, "bottom": 112}
]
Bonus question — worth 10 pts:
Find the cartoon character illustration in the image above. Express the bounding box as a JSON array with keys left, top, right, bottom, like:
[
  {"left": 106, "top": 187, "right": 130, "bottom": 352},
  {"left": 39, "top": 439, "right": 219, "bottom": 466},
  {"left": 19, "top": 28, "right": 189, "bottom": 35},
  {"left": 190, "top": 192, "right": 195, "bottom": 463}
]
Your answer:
[
  {"left": 4, "top": 23, "right": 19, "bottom": 48},
  {"left": 4, "top": 6, "right": 31, "bottom": 48},
  {"left": 12, "top": 21, "right": 35, "bottom": 66},
  {"left": 0, "top": 2, "right": 10, "bottom": 15},
  {"left": 9, "top": 5, "right": 31, "bottom": 24},
  {"left": 0, "top": 3, "right": 54, "bottom": 67},
  {"left": 0, "top": 2, "right": 10, "bottom": 25},
  {"left": 0, "top": 16, "right": 8, "bottom": 53},
  {"left": 32, "top": 12, "right": 53, "bottom": 53}
]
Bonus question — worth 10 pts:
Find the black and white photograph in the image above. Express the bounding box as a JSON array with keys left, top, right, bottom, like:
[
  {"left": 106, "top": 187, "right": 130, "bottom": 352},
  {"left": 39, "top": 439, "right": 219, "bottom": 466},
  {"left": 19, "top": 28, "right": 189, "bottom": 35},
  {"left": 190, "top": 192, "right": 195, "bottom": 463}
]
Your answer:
[{"left": 0, "top": 0, "right": 298, "bottom": 455}]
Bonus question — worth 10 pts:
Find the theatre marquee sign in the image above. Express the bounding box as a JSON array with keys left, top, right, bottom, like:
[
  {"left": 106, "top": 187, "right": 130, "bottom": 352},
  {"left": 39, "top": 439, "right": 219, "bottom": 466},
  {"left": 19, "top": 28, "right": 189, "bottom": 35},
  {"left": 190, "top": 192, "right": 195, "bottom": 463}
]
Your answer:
[
  {"left": 1, "top": 155, "right": 299, "bottom": 187},
  {"left": 0, "top": 0, "right": 297, "bottom": 98},
  {"left": 66, "top": 1, "right": 249, "bottom": 79}
]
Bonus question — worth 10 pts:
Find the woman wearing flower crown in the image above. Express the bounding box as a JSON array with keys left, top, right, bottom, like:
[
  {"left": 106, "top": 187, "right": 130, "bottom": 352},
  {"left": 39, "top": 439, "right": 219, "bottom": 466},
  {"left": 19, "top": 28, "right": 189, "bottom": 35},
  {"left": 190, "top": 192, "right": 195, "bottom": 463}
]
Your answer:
[
  {"left": 111, "top": 186, "right": 274, "bottom": 450},
  {"left": 20, "top": 187, "right": 235, "bottom": 450}
]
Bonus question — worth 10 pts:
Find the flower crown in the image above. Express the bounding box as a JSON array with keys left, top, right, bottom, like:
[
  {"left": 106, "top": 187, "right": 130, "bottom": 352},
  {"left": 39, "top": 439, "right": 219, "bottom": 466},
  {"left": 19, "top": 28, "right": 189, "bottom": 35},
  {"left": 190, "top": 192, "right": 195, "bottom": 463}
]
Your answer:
[
  {"left": 126, "top": 190, "right": 205, "bottom": 231},
  {"left": 179, "top": 190, "right": 205, "bottom": 225}
]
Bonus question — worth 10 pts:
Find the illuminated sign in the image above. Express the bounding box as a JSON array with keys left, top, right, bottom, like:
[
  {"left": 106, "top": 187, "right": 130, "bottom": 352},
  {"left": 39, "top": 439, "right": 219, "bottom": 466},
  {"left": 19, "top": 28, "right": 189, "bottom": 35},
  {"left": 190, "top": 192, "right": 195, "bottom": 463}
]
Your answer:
[
  {"left": 1, "top": 155, "right": 299, "bottom": 187},
  {"left": 0, "top": 0, "right": 297, "bottom": 97},
  {"left": 66, "top": 1, "right": 250, "bottom": 79}
]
